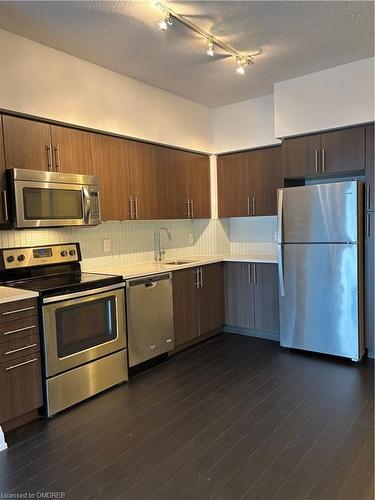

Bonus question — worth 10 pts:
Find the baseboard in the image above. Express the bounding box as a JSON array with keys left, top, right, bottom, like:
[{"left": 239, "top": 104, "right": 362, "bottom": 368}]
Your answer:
[
  {"left": 367, "top": 350, "right": 374, "bottom": 359},
  {"left": 223, "top": 325, "right": 280, "bottom": 342},
  {"left": 171, "top": 328, "right": 223, "bottom": 355}
]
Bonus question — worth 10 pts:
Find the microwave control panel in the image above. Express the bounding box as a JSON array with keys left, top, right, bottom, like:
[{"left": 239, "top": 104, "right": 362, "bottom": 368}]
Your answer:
[
  {"left": 2, "top": 243, "right": 80, "bottom": 269},
  {"left": 90, "top": 191, "right": 100, "bottom": 219}
]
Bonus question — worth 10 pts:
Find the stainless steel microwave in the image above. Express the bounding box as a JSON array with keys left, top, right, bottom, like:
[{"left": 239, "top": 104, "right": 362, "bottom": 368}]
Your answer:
[{"left": 8, "top": 169, "right": 101, "bottom": 228}]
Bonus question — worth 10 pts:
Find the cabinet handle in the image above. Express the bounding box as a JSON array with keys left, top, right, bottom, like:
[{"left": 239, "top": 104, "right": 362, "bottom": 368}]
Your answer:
[
  {"left": 199, "top": 267, "right": 203, "bottom": 288},
  {"left": 134, "top": 196, "right": 139, "bottom": 219},
  {"left": 315, "top": 149, "right": 319, "bottom": 173},
  {"left": 366, "top": 213, "right": 371, "bottom": 239},
  {"left": 53, "top": 145, "right": 61, "bottom": 171},
  {"left": 321, "top": 148, "right": 326, "bottom": 173},
  {"left": 194, "top": 268, "right": 200, "bottom": 288},
  {"left": 247, "top": 197, "right": 250, "bottom": 216},
  {"left": 252, "top": 196, "right": 256, "bottom": 216},
  {"left": 5, "top": 357, "right": 38, "bottom": 371},
  {"left": 366, "top": 185, "right": 371, "bottom": 211},
  {"left": 2, "top": 306, "right": 35, "bottom": 316},
  {"left": 5, "top": 343, "right": 37, "bottom": 356},
  {"left": 190, "top": 199, "right": 194, "bottom": 219},
  {"left": 128, "top": 196, "right": 134, "bottom": 219},
  {"left": 185, "top": 200, "right": 190, "bottom": 218},
  {"left": 2, "top": 190, "right": 9, "bottom": 222},
  {"left": 253, "top": 264, "right": 257, "bottom": 284},
  {"left": 45, "top": 145, "right": 53, "bottom": 171},
  {"left": 3, "top": 324, "right": 37, "bottom": 336},
  {"left": 247, "top": 264, "right": 252, "bottom": 284}
]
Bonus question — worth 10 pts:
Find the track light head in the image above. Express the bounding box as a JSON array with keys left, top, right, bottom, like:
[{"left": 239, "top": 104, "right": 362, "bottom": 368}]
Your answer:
[
  {"left": 236, "top": 57, "right": 249, "bottom": 75},
  {"left": 158, "top": 9, "right": 172, "bottom": 30},
  {"left": 206, "top": 39, "right": 214, "bottom": 57}
]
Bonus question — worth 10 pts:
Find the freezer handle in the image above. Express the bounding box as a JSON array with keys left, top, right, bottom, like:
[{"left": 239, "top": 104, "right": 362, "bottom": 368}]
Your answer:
[
  {"left": 277, "top": 189, "right": 283, "bottom": 244},
  {"left": 277, "top": 244, "right": 285, "bottom": 297}
]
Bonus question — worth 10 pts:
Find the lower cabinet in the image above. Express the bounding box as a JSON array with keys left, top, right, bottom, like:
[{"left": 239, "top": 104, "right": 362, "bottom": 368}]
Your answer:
[
  {"left": 224, "top": 262, "right": 280, "bottom": 336},
  {"left": 365, "top": 212, "right": 374, "bottom": 356},
  {"left": 0, "top": 299, "right": 43, "bottom": 427},
  {"left": 172, "top": 263, "right": 224, "bottom": 347}
]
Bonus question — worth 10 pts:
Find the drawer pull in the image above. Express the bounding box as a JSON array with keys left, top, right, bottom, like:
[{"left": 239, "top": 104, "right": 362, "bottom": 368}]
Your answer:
[
  {"left": 5, "top": 343, "right": 37, "bottom": 356},
  {"left": 5, "top": 358, "right": 38, "bottom": 371},
  {"left": 2, "top": 306, "right": 35, "bottom": 316},
  {"left": 3, "top": 324, "right": 37, "bottom": 336}
]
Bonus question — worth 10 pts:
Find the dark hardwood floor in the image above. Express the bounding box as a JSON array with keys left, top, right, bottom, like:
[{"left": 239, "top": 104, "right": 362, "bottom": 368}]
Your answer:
[{"left": 0, "top": 333, "right": 373, "bottom": 500}]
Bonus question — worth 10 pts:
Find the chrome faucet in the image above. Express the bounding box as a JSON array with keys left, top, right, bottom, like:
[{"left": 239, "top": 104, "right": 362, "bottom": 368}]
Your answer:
[{"left": 154, "top": 227, "right": 172, "bottom": 262}]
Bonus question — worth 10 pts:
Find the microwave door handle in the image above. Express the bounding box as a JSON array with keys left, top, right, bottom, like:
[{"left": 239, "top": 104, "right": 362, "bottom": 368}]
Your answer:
[{"left": 82, "top": 187, "right": 91, "bottom": 223}]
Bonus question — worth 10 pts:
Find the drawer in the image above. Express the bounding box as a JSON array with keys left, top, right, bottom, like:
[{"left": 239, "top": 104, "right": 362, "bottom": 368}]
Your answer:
[
  {"left": 0, "top": 334, "right": 40, "bottom": 363},
  {"left": 0, "top": 299, "right": 38, "bottom": 322},
  {"left": 0, "top": 316, "right": 39, "bottom": 343},
  {"left": 0, "top": 352, "right": 43, "bottom": 424}
]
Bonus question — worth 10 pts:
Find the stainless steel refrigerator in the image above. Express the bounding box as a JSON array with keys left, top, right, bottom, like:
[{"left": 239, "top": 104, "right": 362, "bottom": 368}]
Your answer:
[{"left": 277, "top": 180, "right": 364, "bottom": 361}]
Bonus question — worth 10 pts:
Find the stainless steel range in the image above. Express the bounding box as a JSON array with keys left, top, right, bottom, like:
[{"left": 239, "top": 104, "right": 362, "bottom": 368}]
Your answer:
[{"left": 0, "top": 243, "right": 128, "bottom": 416}]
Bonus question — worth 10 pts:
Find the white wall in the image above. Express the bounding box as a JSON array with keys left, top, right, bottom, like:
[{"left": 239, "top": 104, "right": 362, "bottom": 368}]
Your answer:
[
  {"left": 0, "top": 30, "right": 212, "bottom": 152},
  {"left": 212, "top": 94, "right": 280, "bottom": 153},
  {"left": 274, "top": 58, "right": 375, "bottom": 138}
]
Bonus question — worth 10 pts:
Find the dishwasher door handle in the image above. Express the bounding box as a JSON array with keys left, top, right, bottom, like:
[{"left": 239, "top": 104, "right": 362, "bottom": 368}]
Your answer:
[{"left": 145, "top": 282, "right": 157, "bottom": 289}]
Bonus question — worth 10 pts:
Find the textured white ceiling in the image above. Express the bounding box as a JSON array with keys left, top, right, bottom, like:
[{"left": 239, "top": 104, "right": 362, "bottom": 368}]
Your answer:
[{"left": 0, "top": 1, "right": 373, "bottom": 107}]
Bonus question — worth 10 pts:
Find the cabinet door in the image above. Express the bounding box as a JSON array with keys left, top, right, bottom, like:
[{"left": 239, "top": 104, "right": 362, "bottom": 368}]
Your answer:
[
  {"left": 365, "top": 124, "right": 374, "bottom": 212},
  {"left": 253, "top": 263, "right": 280, "bottom": 334},
  {"left": 0, "top": 118, "right": 9, "bottom": 224},
  {"left": 251, "top": 147, "right": 282, "bottom": 216},
  {"left": 125, "top": 140, "right": 163, "bottom": 220},
  {"left": 89, "top": 133, "right": 128, "bottom": 221},
  {"left": 224, "top": 262, "right": 255, "bottom": 329},
  {"left": 0, "top": 353, "right": 43, "bottom": 425},
  {"left": 365, "top": 212, "right": 374, "bottom": 355},
  {"left": 3, "top": 115, "right": 52, "bottom": 171},
  {"left": 217, "top": 152, "right": 250, "bottom": 217},
  {"left": 321, "top": 126, "right": 365, "bottom": 174},
  {"left": 172, "top": 268, "right": 199, "bottom": 346},
  {"left": 50, "top": 125, "right": 92, "bottom": 174},
  {"left": 185, "top": 153, "right": 211, "bottom": 219},
  {"left": 282, "top": 134, "right": 321, "bottom": 179},
  {"left": 198, "top": 263, "right": 224, "bottom": 336}
]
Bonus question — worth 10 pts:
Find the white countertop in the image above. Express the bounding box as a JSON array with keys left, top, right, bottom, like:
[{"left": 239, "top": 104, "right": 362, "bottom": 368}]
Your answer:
[
  {"left": 0, "top": 286, "right": 39, "bottom": 304},
  {"left": 86, "top": 254, "right": 277, "bottom": 280}
]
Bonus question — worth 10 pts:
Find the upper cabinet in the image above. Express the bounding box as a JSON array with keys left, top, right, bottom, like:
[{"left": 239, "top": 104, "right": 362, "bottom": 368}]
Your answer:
[
  {"left": 217, "top": 146, "right": 281, "bottom": 218},
  {"left": 2, "top": 115, "right": 92, "bottom": 174},
  {"left": 3, "top": 116, "right": 52, "bottom": 171},
  {"left": 282, "top": 126, "right": 365, "bottom": 180},
  {"left": 365, "top": 124, "right": 374, "bottom": 212}
]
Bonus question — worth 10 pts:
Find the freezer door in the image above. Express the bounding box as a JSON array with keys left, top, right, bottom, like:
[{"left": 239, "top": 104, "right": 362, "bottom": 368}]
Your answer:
[
  {"left": 279, "top": 243, "right": 361, "bottom": 360},
  {"left": 281, "top": 181, "right": 359, "bottom": 243}
]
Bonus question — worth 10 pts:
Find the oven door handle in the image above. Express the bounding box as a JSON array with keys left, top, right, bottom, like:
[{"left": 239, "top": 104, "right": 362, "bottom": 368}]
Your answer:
[{"left": 42, "top": 282, "right": 125, "bottom": 304}]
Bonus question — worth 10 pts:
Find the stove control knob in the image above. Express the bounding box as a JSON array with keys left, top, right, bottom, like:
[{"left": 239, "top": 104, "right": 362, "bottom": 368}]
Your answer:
[
  {"left": 69, "top": 249, "right": 76, "bottom": 256},
  {"left": 17, "top": 254, "right": 25, "bottom": 262},
  {"left": 6, "top": 255, "right": 15, "bottom": 263},
  {"left": 61, "top": 250, "right": 68, "bottom": 257}
]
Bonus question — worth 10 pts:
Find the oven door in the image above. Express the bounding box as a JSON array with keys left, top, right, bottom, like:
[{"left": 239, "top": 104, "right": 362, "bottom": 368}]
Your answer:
[
  {"left": 42, "top": 283, "right": 126, "bottom": 377},
  {"left": 13, "top": 179, "right": 99, "bottom": 228}
]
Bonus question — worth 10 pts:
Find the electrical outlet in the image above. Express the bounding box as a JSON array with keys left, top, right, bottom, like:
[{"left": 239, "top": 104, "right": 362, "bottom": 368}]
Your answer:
[
  {"left": 188, "top": 233, "right": 194, "bottom": 244},
  {"left": 103, "top": 238, "right": 111, "bottom": 253}
]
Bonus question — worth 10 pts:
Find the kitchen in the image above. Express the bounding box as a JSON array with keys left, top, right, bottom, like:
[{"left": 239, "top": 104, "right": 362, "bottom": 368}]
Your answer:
[{"left": 0, "top": 1, "right": 374, "bottom": 499}]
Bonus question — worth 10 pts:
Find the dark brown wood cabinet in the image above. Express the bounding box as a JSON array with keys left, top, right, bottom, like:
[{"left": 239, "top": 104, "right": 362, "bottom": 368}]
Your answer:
[
  {"left": 365, "top": 212, "right": 374, "bottom": 357},
  {"left": 217, "top": 146, "right": 281, "bottom": 218},
  {"left": 0, "top": 117, "right": 9, "bottom": 225},
  {"left": 282, "top": 126, "right": 365, "bottom": 180},
  {"left": 172, "top": 263, "right": 224, "bottom": 348},
  {"left": 225, "top": 262, "right": 279, "bottom": 337},
  {"left": 365, "top": 124, "right": 374, "bottom": 212},
  {"left": 0, "top": 299, "right": 43, "bottom": 428},
  {"left": 2, "top": 115, "right": 52, "bottom": 171},
  {"left": 89, "top": 133, "right": 128, "bottom": 221},
  {"left": 50, "top": 125, "right": 92, "bottom": 174}
]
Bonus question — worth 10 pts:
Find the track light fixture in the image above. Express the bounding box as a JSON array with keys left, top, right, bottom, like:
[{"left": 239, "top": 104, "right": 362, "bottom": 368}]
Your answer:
[{"left": 155, "top": 1, "right": 256, "bottom": 74}]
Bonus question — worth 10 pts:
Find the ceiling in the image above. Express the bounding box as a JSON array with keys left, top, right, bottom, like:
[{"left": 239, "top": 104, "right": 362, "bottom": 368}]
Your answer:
[{"left": 0, "top": 1, "right": 374, "bottom": 107}]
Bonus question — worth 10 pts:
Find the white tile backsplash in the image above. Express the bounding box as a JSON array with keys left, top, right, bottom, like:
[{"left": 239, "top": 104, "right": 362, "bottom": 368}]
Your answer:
[{"left": 0, "top": 216, "right": 276, "bottom": 270}]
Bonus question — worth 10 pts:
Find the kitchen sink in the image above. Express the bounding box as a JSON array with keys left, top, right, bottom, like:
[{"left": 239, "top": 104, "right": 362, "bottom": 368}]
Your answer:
[{"left": 163, "top": 260, "right": 193, "bottom": 266}]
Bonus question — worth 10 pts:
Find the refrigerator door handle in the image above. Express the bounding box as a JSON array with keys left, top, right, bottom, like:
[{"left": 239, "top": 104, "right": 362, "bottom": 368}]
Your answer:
[
  {"left": 277, "top": 189, "right": 283, "bottom": 244},
  {"left": 277, "top": 244, "right": 285, "bottom": 297}
]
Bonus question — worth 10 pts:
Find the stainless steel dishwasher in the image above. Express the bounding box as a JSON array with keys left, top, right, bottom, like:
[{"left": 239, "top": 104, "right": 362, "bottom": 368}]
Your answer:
[{"left": 126, "top": 272, "right": 174, "bottom": 367}]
